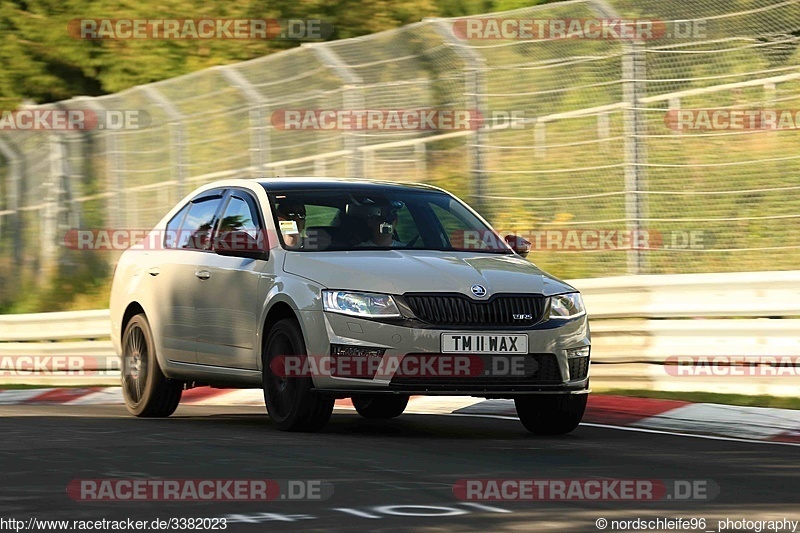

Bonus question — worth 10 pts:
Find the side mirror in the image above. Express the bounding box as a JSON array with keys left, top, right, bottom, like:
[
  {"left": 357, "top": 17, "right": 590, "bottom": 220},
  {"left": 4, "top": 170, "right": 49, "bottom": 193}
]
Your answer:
[
  {"left": 214, "top": 230, "right": 267, "bottom": 260},
  {"left": 505, "top": 234, "right": 531, "bottom": 258}
]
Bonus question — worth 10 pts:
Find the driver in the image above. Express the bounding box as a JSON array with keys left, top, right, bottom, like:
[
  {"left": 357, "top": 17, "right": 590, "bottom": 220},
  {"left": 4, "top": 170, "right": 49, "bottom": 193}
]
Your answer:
[{"left": 357, "top": 204, "right": 404, "bottom": 247}]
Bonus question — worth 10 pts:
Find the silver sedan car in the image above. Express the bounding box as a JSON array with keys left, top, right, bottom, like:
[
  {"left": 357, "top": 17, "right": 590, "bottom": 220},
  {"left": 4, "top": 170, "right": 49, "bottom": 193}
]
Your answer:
[{"left": 110, "top": 178, "right": 590, "bottom": 433}]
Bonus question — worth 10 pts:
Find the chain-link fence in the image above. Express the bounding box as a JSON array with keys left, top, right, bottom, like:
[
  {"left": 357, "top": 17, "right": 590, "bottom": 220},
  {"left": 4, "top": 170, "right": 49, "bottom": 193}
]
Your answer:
[{"left": 1, "top": 0, "right": 800, "bottom": 309}]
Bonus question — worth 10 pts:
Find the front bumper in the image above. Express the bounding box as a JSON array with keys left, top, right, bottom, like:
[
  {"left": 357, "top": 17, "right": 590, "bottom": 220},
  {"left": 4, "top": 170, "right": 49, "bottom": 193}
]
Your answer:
[{"left": 298, "top": 310, "right": 591, "bottom": 397}]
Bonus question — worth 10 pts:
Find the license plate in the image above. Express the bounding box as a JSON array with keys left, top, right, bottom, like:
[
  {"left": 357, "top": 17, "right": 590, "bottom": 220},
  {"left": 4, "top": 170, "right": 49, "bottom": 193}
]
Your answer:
[{"left": 441, "top": 333, "right": 527, "bottom": 354}]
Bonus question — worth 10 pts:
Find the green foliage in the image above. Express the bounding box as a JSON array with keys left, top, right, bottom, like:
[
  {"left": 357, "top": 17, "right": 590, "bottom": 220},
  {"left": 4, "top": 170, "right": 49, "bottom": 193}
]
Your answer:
[
  {"left": 0, "top": 0, "right": 555, "bottom": 312},
  {"left": 3, "top": 0, "right": 796, "bottom": 310},
  {"left": 0, "top": 251, "right": 112, "bottom": 313},
  {"left": 0, "top": 0, "right": 556, "bottom": 108}
]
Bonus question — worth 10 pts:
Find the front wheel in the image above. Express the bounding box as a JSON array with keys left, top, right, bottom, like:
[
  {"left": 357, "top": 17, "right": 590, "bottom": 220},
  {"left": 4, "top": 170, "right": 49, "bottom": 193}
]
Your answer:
[
  {"left": 352, "top": 394, "right": 409, "bottom": 419},
  {"left": 514, "top": 394, "right": 587, "bottom": 435},
  {"left": 121, "top": 314, "right": 182, "bottom": 417},
  {"left": 262, "top": 319, "right": 334, "bottom": 432}
]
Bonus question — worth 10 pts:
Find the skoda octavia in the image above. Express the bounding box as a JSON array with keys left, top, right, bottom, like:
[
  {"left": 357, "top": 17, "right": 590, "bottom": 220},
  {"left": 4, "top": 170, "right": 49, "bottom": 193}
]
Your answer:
[{"left": 110, "top": 178, "right": 590, "bottom": 433}]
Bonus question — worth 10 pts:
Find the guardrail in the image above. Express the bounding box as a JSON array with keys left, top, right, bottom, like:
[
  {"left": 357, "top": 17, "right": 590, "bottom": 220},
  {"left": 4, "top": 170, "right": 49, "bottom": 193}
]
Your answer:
[
  {"left": 1, "top": 271, "right": 798, "bottom": 394},
  {"left": 579, "top": 270, "right": 800, "bottom": 319},
  {"left": 0, "top": 309, "right": 117, "bottom": 386},
  {"left": 580, "top": 271, "right": 800, "bottom": 396}
]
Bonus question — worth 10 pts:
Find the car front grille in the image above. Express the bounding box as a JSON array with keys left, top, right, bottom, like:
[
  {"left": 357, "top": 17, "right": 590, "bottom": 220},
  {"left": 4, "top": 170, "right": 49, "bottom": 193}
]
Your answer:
[
  {"left": 390, "top": 353, "right": 562, "bottom": 387},
  {"left": 568, "top": 356, "right": 590, "bottom": 381},
  {"left": 403, "top": 293, "right": 546, "bottom": 327}
]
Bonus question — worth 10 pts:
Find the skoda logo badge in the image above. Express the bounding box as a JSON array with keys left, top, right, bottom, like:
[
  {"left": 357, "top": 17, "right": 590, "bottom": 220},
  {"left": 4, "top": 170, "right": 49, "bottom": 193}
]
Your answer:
[{"left": 471, "top": 284, "right": 487, "bottom": 298}]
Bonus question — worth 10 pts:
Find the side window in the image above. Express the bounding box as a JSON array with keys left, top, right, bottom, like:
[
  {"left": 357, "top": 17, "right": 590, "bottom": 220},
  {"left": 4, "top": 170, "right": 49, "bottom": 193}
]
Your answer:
[
  {"left": 216, "top": 195, "right": 261, "bottom": 240},
  {"left": 177, "top": 197, "right": 222, "bottom": 250},
  {"left": 164, "top": 203, "right": 190, "bottom": 249}
]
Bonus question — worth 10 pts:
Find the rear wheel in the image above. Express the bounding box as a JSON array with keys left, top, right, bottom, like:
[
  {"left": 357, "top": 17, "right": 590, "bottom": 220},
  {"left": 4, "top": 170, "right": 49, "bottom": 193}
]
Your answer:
[
  {"left": 514, "top": 394, "right": 587, "bottom": 435},
  {"left": 121, "top": 314, "right": 182, "bottom": 417},
  {"left": 352, "top": 394, "right": 409, "bottom": 419},
  {"left": 262, "top": 319, "right": 334, "bottom": 432}
]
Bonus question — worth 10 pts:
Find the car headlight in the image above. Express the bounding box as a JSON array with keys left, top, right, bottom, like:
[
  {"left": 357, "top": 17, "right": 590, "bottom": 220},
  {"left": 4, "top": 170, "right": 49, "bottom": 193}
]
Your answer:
[
  {"left": 548, "top": 293, "right": 586, "bottom": 320},
  {"left": 322, "top": 290, "right": 401, "bottom": 318}
]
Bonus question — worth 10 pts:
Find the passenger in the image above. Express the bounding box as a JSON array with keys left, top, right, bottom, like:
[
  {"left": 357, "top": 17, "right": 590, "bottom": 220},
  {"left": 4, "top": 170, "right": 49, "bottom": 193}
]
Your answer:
[{"left": 275, "top": 201, "right": 306, "bottom": 249}]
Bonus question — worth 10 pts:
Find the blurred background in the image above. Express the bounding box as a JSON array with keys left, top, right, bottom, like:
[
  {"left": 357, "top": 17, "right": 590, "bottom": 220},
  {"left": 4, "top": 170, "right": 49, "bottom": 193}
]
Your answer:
[{"left": 1, "top": 0, "right": 800, "bottom": 313}]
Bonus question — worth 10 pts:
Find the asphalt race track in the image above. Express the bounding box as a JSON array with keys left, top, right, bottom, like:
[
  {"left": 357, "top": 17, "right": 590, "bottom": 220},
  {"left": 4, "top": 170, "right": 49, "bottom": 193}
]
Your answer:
[{"left": 0, "top": 404, "right": 798, "bottom": 532}]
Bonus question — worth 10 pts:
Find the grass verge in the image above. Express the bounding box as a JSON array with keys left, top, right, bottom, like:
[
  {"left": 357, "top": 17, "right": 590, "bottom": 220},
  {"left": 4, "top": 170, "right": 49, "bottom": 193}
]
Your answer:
[{"left": 599, "top": 388, "right": 800, "bottom": 410}]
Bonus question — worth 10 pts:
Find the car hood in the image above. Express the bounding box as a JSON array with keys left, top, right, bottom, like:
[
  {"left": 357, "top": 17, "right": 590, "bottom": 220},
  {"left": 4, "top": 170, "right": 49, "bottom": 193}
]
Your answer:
[{"left": 282, "top": 250, "right": 576, "bottom": 297}]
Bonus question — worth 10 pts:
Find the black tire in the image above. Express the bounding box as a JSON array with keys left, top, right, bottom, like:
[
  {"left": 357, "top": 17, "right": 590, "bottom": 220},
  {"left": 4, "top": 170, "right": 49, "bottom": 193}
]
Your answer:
[
  {"left": 262, "top": 319, "right": 334, "bottom": 432},
  {"left": 121, "top": 314, "right": 182, "bottom": 417},
  {"left": 514, "top": 394, "right": 588, "bottom": 435},
  {"left": 352, "top": 394, "right": 409, "bottom": 419}
]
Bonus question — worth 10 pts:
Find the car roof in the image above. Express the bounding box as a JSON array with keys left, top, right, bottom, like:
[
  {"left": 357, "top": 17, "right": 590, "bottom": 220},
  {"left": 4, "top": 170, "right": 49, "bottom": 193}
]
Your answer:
[{"left": 254, "top": 177, "right": 443, "bottom": 193}]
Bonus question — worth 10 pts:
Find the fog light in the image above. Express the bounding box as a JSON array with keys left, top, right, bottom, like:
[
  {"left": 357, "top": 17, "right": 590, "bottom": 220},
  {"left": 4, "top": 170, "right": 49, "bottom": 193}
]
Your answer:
[
  {"left": 566, "top": 346, "right": 590, "bottom": 358},
  {"left": 330, "top": 344, "right": 386, "bottom": 358}
]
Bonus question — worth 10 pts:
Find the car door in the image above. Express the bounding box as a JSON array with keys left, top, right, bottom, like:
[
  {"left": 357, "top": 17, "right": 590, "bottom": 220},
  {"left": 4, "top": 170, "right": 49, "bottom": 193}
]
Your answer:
[
  {"left": 150, "top": 190, "right": 226, "bottom": 364},
  {"left": 194, "top": 189, "right": 271, "bottom": 370}
]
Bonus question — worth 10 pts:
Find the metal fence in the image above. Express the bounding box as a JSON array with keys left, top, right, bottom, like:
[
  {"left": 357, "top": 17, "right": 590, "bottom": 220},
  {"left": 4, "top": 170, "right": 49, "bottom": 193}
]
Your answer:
[{"left": 2, "top": 0, "right": 800, "bottom": 307}]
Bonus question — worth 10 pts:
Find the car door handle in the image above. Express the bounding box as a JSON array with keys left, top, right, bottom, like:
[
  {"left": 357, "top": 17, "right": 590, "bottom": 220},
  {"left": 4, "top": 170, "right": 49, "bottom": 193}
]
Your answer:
[
  {"left": 147, "top": 267, "right": 160, "bottom": 277},
  {"left": 195, "top": 270, "right": 211, "bottom": 280}
]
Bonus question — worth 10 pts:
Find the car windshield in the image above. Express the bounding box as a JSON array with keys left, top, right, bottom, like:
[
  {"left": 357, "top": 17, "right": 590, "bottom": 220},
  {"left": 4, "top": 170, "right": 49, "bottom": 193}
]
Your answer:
[{"left": 265, "top": 187, "right": 513, "bottom": 254}]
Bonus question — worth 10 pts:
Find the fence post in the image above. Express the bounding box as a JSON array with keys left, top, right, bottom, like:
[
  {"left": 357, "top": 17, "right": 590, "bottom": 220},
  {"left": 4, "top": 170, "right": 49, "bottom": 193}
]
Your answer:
[
  {"left": 597, "top": 112, "right": 610, "bottom": 151},
  {"left": 534, "top": 122, "right": 547, "bottom": 158},
  {"left": 71, "top": 96, "right": 123, "bottom": 231},
  {"left": 306, "top": 43, "right": 364, "bottom": 179},
  {"left": 623, "top": 41, "right": 647, "bottom": 275},
  {"left": 217, "top": 66, "right": 270, "bottom": 176},
  {"left": 41, "top": 132, "right": 68, "bottom": 281},
  {"left": 314, "top": 157, "right": 327, "bottom": 177},
  {"left": 363, "top": 149, "right": 375, "bottom": 179},
  {"left": 431, "top": 19, "right": 488, "bottom": 215},
  {"left": 591, "top": 0, "right": 646, "bottom": 275},
  {"left": 414, "top": 142, "right": 427, "bottom": 182},
  {"left": 764, "top": 82, "right": 776, "bottom": 107},
  {"left": 0, "top": 135, "right": 23, "bottom": 261},
  {"left": 142, "top": 86, "right": 188, "bottom": 199},
  {"left": 54, "top": 103, "right": 82, "bottom": 231},
  {"left": 104, "top": 131, "right": 126, "bottom": 228}
]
